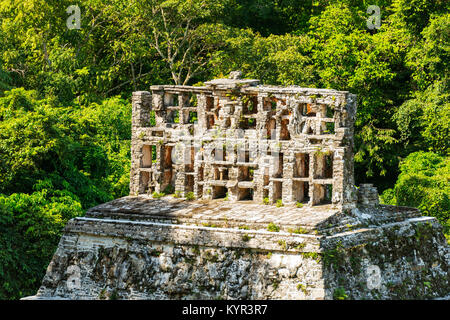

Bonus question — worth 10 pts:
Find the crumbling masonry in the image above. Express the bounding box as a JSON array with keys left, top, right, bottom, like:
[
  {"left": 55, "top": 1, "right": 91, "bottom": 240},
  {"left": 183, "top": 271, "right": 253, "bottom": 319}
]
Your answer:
[{"left": 130, "top": 73, "right": 361, "bottom": 208}]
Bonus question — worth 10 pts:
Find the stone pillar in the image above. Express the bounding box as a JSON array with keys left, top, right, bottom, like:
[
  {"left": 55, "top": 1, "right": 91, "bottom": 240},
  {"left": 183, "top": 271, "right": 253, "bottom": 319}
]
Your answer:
[
  {"left": 150, "top": 87, "right": 166, "bottom": 126},
  {"left": 132, "top": 91, "right": 152, "bottom": 128},
  {"left": 282, "top": 152, "right": 294, "bottom": 204},
  {"left": 130, "top": 91, "right": 152, "bottom": 196}
]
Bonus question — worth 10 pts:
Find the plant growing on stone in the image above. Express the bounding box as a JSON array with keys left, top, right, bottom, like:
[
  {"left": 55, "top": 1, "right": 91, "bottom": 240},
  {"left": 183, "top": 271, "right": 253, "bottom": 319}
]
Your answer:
[
  {"left": 297, "top": 283, "right": 308, "bottom": 294},
  {"left": 163, "top": 185, "right": 175, "bottom": 194},
  {"left": 185, "top": 192, "right": 195, "bottom": 201},
  {"left": 288, "top": 227, "right": 308, "bottom": 234},
  {"left": 333, "top": 287, "right": 348, "bottom": 300},
  {"left": 277, "top": 240, "right": 287, "bottom": 250},
  {"left": 267, "top": 222, "right": 280, "bottom": 232},
  {"left": 152, "top": 191, "right": 165, "bottom": 199},
  {"left": 173, "top": 191, "right": 182, "bottom": 198}
]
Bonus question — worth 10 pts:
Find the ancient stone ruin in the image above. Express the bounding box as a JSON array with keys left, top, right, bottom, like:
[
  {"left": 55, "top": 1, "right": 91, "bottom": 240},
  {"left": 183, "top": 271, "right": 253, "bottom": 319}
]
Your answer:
[
  {"left": 26, "top": 73, "right": 449, "bottom": 300},
  {"left": 130, "top": 73, "right": 358, "bottom": 208}
]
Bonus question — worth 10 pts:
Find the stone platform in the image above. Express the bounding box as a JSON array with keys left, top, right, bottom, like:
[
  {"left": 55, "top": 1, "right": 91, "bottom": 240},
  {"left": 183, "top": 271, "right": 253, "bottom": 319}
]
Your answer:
[{"left": 27, "top": 196, "right": 450, "bottom": 300}]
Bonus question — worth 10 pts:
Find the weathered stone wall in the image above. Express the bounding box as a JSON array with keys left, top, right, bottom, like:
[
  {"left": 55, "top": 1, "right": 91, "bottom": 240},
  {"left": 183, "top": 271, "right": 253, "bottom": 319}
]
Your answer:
[
  {"left": 322, "top": 217, "right": 450, "bottom": 299},
  {"left": 33, "top": 209, "right": 449, "bottom": 300}
]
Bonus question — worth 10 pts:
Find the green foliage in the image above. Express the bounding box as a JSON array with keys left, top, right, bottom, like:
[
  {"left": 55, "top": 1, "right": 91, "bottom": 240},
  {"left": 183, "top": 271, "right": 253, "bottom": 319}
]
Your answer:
[
  {"left": 288, "top": 227, "right": 308, "bottom": 234},
  {"left": 394, "top": 81, "right": 449, "bottom": 155},
  {"left": 275, "top": 199, "right": 283, "bottom": 207},
  {"left": 0, "top": 89, "right": 131, "bottom": 208},
  {"left": 0, "top": 190, "right": 83, "bottom": 299},
  {"left": 152, "top": 191, "right": 165, "bottom": 199},
  {"left": 296, "top": 283, "right": 308, "bottom": 294},
  {"left": 0, "top": 87, "right": 130, "bottom": 299},
  {"left": 185, "top": 191, "right": 195, "bottom": 201},
  {"left": 381, "top": 152, "right": 449, "bottom": 233},
  {"left": 333, "top": 287, "right": 349, "bottom": 300},
  {"left": 406, "top": 13, "right": 450, "bottom": 90},
  {"left": 163, "top": 185, "right": 175, "bottom": 195},
  {"left": 267, "top": 222, "right": 280, "bottom": 232},
  {"left": 173, "top": 190, "right": 182, "bottom": 198}
]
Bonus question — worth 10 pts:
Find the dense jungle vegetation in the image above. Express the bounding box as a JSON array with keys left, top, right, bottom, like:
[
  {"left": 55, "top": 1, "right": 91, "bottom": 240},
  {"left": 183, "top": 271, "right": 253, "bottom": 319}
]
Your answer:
[{"left": 0, "top": 0, "right": 448, "bottom": 299}]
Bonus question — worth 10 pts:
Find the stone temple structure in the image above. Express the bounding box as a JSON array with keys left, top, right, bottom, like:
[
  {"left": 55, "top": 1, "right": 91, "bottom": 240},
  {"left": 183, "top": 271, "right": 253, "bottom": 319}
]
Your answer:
[
  {"left": 26, "top": 73, "right": 449, "bottom": 300},
  {"left": 129, "top": 71, "right": 357, "bottom": 209}
]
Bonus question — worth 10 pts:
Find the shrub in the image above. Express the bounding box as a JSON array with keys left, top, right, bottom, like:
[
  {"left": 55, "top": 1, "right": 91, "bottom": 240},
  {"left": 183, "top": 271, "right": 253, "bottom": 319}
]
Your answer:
[
  {"left": 267, "top": 222, "right": 280, "bottom": 232},
  {"left": 333, "top": 287, "right": 348, "bottom": 300},
  {"left": 152, "top": 191, "right": 165, "bottom": 199},
  {"left": 0, "top": 190, "right": 83, "bottom": 299},
  {"left": 381, "top": 151, "right": 449, "bottom": 233},
  {"left": 186, "top": 192, "right": 195, "bottom": 201}
]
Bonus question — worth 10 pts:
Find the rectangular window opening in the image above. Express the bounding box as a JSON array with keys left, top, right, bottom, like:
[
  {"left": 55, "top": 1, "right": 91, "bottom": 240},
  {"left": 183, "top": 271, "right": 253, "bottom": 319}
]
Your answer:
[
  {"left": 198, "top": 165, "right": 204, "bottom": 181},
  {"left": 188, "top": 111, "right": 198, "bottom": 124},
  {"left": 324, "top": 122, "right": 335, "bottom": 134},
  {"left": 293, "top": 181, "right": 307, "bottom": 203},
  {"left": 164, "top": 93, "right": 179, "bottom": 107},
  {"left": 213, "top": 186, "right": 227, "bottom": 199},
  {"left": 149, "top": 110, "right": 156, "bottom": 127},
  {"left": 274, "top": 153, "right": 283, "bottom": 178},
  {"left": 185, "top": 147, "right": 195, "bottom": 172},
  {"left": 206, "top": 96, "right": 214, "bottom": 111},
  {"left": 214, "top": 167, "right": 229, "bottom": 180},
  {"left": 294, "top": 153, "right": 309, "bottom": 178},
  {"left": 302, "top": 104, "right": 316, "bottom": 117},
  {"left": 281, "top": 119, "right": 290, "bottom": 140},
  {"left": 185, "top": 175, "right": 194, "bottom": 193},
  {"left": 248, "top": 117, "right": 257, "bottom": 129},
  {"left": 243, "top": 95, "right": 258, "bottom": 114},
  {"left": 238, "top": 188, "right": 253, "bottom": 201},
  {"left": 141, "top": 145, "right": 156, "bottom": 168},
  {"left": 326, "top": 105, "right": 334, "bottom": 118},
  {"left": 273, "top": 181, "right": 282, "bottom": 202},
  {"left": 139, "top": 171, "right": 152, "bottom": 194},
  {"left": 207, "top": 114, "right": 215, "bottom": 129},
  {"left": 314, "top": 152, "right": 333, "bottom": 179},
  {"left": 188, "top": 92, "right": 198, "bottom": 107},
  {"left": 238, "top": 149, "right": 250, "bottom": 163},
  {"left": 265, "top": 118, "right": 276, "bottom": 139},
  {"left": 214, "top": 145, "right": 227, "bottom": 162},
  {"left": 239, "top": 166, "right": 254, "bottom": 182},
  {"left": 167, "top": 110, "right": 180, "bottom": 123}
]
